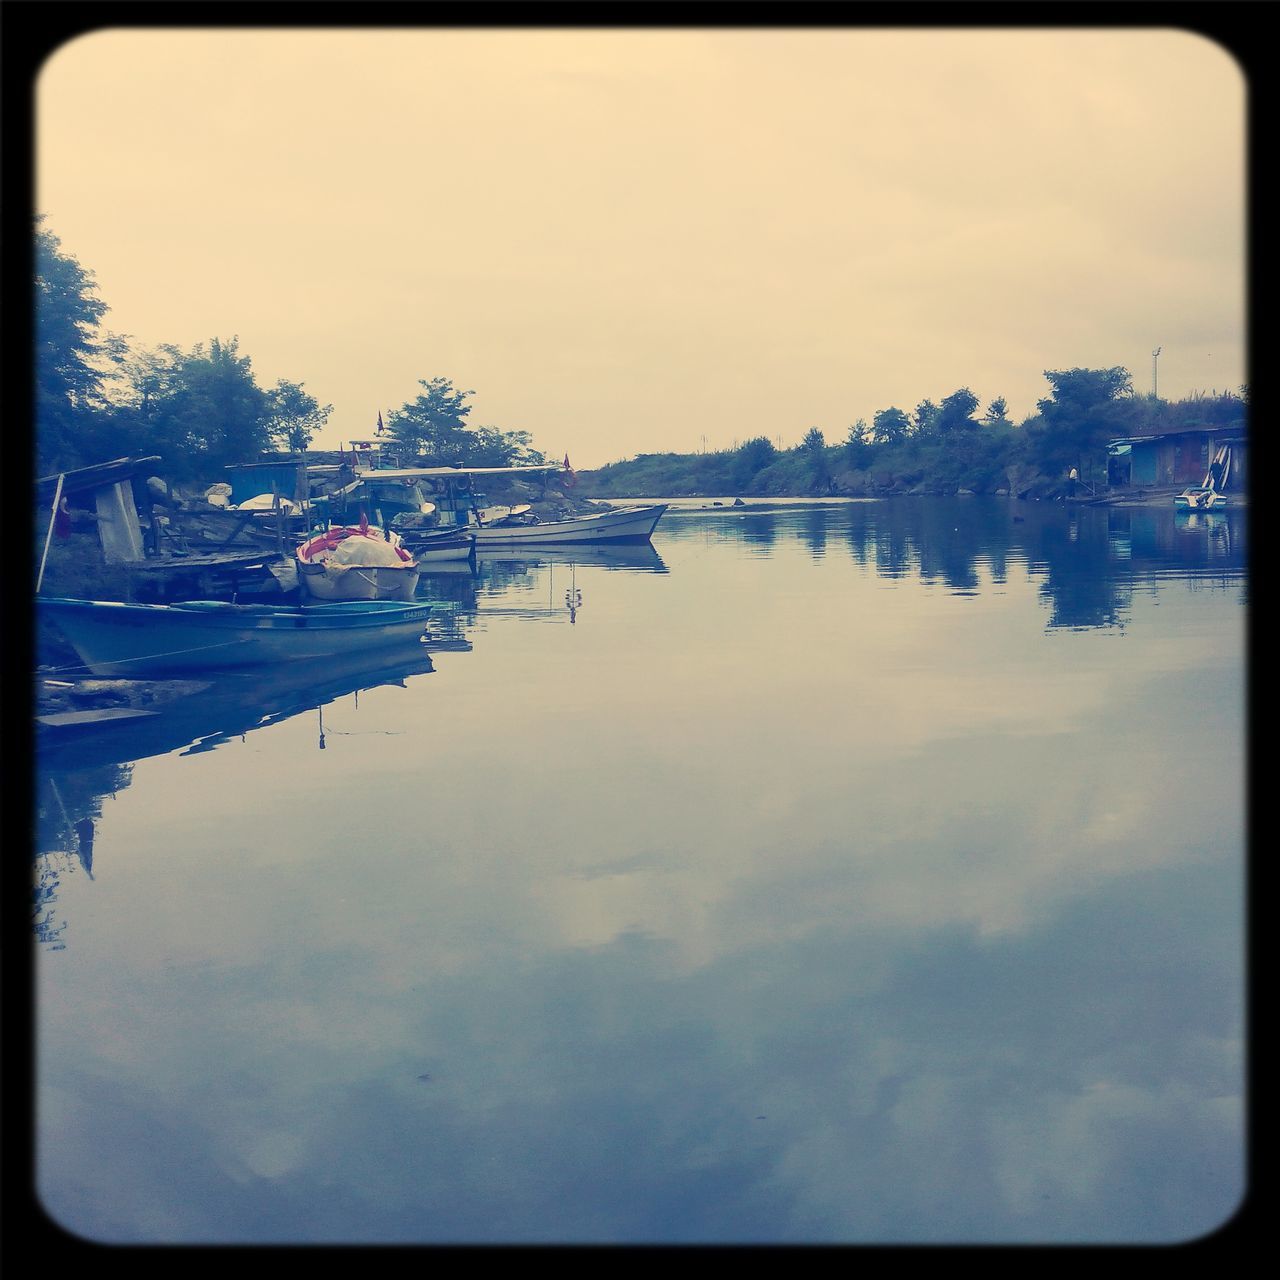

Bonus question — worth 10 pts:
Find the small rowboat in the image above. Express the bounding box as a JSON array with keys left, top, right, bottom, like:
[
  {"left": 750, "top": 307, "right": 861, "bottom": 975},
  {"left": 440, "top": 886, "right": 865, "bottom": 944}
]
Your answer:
[{"left": 38, "top": 597, "right": 433, "bottom": 676}]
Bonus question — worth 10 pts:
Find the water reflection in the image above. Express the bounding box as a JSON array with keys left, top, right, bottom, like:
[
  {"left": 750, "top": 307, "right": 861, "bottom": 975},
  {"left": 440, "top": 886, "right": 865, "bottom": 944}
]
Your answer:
[
  {"left": 32, "top": 499, "right": 1245, "bottom": 1243},
  {"left": 475, "top": 542, "right": 668, "bottom": 574},
  {"left": 35, "top": 767, "right": 128, "bottom": 949},
  {"left": 37, "top": 646, "right": 445, "bottom": 776},
  {"left": 660, "top": 499, "right": 1246, "bottom": 630}
]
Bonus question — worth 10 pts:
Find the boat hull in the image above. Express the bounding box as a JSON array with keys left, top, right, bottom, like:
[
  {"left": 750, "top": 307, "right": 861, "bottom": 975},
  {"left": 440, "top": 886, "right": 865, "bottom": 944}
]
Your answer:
[
  {"left": 404, "top": 533, "right": 477, "bottom": 563},
  {"left": 297, "top": 560, "right": 421, "bottom": 600},
  {"left": 40, "top": 598, "right": 433, "bottom": 676},
  {"left": 1175, "top": 490, "right": 1228, "bottom": 511},
  {"left": 470, "top": 504, "right": 667, "bottom": 546}
]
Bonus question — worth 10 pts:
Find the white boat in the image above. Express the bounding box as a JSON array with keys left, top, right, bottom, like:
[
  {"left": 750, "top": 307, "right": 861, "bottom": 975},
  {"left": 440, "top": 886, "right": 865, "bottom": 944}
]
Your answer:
[
  {"left": 353, "top": 464, "right": 667, "bottom": 545},
  {"left": 296, "top": 522, "right": 421, "bottom": 600},
  {"left": 398, "top": 527, "right": 477, "bottom": 563},
  {"left": 1176, "top": 445, "right": 1232, "bottom": 511},
  {"left": 470, "top": 503, "right": 668, "bottom": 546},
  {"left": 39, "top": 598, "right": 434, "bottom": 677}
]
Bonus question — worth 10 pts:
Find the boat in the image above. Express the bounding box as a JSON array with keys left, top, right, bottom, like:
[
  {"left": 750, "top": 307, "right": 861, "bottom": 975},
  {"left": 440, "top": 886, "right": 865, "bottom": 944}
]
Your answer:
[
  {"left": 354, "top": 465, "right": 667, "bottom": 545},
  {"left": 296, "top": 520, "right": 421, "bottom": 600},
  {"left": 1176, "top": 445, "right": 1232, "bottom": 511},
  {"left": 469, "top": 503, "right": 668, "bottom": 546},
  {"left": 38, "top": 597, "right": 434, "bottom": 677},
  {"left": 398, "top": 526, "right": 477, "bottom": 563}
]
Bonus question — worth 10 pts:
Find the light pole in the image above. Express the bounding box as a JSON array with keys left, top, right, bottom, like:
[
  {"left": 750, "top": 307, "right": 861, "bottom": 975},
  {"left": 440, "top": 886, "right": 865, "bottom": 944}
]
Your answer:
[{"left": 1152, "top": 347, "right": 1161, "bottom": 399}]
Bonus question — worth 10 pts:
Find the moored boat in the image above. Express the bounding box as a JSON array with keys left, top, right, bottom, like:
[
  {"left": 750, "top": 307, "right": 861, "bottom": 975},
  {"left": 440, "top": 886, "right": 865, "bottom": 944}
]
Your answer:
[
  {"left": 354, "top": 465, "right": 667, "bottom": 545},
  {"left": 39, "top": 597, "right": 433, "bottom": 677},
  {"left": 1174, "top": 487, "right": 1229, "bottom": 512},
  {"left": 296, "top": 521, "right": 421, "bottom": 600},
  {"left": 469, "top": 503, "right": 668, "bottom": 546},
  {"left": 398, "top": 527, "right": 477, "bottom": 563},
  {"left": 1176, "top": 444, "right": 1232, "bottom": 512}
]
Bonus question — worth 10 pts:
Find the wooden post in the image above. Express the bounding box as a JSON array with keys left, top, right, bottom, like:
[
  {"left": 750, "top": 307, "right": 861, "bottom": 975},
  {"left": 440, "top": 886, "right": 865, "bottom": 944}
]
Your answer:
[
  {"left": 36, "top": 473, "right": 65, "bottom": 594},
  {"left": 272, "top": 476, "right": 284, "bottom": 555}
]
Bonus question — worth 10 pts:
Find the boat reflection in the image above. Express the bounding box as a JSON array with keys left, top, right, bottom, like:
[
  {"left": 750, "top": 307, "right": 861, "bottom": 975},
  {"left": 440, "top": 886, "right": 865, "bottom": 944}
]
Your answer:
[
  {"left": 37, "top": 643, "right": 455, "bottom": 774},
  {"left": 34, "top": 763, "right": 130, "bottom": 949},
  {"left": 473, "top": 542, "right": 668, "bottom": 574}
]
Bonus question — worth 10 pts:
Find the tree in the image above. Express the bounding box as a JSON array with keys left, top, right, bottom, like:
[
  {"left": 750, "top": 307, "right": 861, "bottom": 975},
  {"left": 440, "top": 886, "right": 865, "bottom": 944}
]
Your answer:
[
  {"left": 844, "top": 419, "right": 873, "bottom": 467},
  {"left": 936, "top": 387, "right": 979, "bottom": 434},
  {"left": 1033, "top": 366, "right": 1133, "bottom": 476},
  {"left": 913, "top": 399, "right": 940, "bottom": 438},
  {"left": 115, "top": 337, "right": 272, "bottom": 476},
  {"left": 872, "top": 407, "right": 911, "bottom": 445},
  {"left": 388, "top": 377, "right": 474, "bottom": 462},
  {"left": 982, "top": 396, "right": 1013, "bottom": 429},
  {"left": 464, "top": 425, "right": 546, "bottom": 468},
  {"left": 802, "top": 426, "right": 830, "bottom": 487},
  {"left": 264, "top": 379, "right": 333, "bottom": 452},
  {"left": 35, "top": 220, "right": 127, "bottom": 471},
  {"left": 733, "top": 435, "right": 779, "bottom": 487}
]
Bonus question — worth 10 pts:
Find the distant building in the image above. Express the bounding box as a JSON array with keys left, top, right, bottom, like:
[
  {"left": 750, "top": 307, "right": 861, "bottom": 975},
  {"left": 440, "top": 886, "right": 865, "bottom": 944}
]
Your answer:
[{"left": 1107, "top": 422, "right": 1248, "bottom": 491}]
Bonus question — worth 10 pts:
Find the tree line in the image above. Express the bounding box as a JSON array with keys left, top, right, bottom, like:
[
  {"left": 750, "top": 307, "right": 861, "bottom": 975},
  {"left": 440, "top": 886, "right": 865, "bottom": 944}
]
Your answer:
[
  {"left": 38, "top": 219, "right": 1245, "bottom": 494},
  {"left": 586, "top": 371, "right": 1247, "bottom": 498},
  {"left": 35, "top": 221, "right": 544, "bottom": 479}
]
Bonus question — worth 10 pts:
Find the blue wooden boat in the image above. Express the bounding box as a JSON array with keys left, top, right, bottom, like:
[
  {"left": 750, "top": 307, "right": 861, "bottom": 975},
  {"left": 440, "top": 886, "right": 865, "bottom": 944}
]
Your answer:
[{"left": 38, "top": 597, "right": 433, "bottom": 677}]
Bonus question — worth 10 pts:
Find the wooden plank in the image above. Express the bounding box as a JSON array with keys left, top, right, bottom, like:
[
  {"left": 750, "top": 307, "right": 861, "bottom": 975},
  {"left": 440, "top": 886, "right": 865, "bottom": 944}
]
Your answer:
[{"left": 37, "top": 708, "right": 160, "bottom": 728}]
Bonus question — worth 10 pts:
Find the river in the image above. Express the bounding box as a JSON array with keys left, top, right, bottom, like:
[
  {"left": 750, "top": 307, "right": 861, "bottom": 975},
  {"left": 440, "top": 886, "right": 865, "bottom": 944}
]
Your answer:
[{"left": 32, "top": 497, "right": 1247, "bottom": 1244}]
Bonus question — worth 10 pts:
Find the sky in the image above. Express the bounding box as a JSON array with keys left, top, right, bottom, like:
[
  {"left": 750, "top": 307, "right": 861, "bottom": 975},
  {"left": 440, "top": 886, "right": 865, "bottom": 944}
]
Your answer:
[{"left": 35, "top": 26, "right": 1247, "bottom": 469}]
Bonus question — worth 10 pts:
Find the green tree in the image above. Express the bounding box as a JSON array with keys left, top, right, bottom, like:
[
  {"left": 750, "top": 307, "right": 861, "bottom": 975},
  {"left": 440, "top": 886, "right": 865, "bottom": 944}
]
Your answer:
[
  {"left": 936, "top": 387, "right": 979, "bottom": 434},
  {"left": 802, "top": 426, "right": 830, "bottom": 488},
  {"left": 264, "top": 379, "right": 333, "bottom": 452},
  {"left": 872, "top": 407, "right": 911, "bottom": 445},
  {"left": 844, "top": 419, "right": 873, "bottom": 467},
  {"left": 1032, "top": 366, "right": 1133, "bottom": 477},
  {"left": 116, "top": 337, "right": 272, "bottom": 476},
  {"left": 465, "top": 425, "right": 546, "bottom": 468},
  {"left": 732, "top": 435, "right": 779, "bottom": 487},
  {"left": 982, "top": 396, "right": 1013, "bottom": 429},
  {"left": 388, "top": 377, "right": 474, "bottom": 462},
  {"left": 35, "top": 220, "right": 127, "bottom": 471},
  {"left": 913, "top": 399, "right": 940, "bottom": 438}
]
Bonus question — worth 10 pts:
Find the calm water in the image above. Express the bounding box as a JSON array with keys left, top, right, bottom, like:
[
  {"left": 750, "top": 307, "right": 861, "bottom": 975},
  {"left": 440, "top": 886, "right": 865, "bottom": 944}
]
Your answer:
[{"left": 33, "top": 498, "right": 1247, "bottom": 1245}]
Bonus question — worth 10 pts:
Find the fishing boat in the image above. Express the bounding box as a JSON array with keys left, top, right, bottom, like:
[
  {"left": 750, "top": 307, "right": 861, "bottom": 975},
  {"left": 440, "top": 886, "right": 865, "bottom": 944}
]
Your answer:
[
  {"left": 296, "top": 520, "right": 421, "bottom": 600},
  {"left": 354, "top": 465, "right": 667, "bottom": 545},
  {"left": 1176, "top": 445, "right": 1232, "bottom": 512},
  {"left": 469, "top": 503, "right": 668, "bottom": 546},
  {"left": 38, "top": 597, "right": 433, "bottom": 677},
  {"left": 398, "top": 526, "right": 477, "bottom": 563}
]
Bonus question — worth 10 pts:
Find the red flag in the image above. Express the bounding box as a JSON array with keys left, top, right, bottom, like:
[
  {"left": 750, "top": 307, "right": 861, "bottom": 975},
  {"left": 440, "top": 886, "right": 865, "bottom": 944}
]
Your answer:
[
  {"left": 376, "top": 411, "right": 385, "bottom": 436},
  {"left": 563, "top": 454, "right": 577, "bottom": 487}
]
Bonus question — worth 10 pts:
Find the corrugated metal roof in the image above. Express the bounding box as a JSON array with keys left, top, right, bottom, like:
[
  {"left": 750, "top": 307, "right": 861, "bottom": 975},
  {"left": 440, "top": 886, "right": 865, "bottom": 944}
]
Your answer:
[{"left": 1107, "top": 423, "right": 1248, "bottom": 446}]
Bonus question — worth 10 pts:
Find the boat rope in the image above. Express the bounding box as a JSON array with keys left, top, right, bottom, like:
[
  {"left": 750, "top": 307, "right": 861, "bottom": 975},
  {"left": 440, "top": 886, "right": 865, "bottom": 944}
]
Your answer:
[{"left": 39, "top": 636, "right": 256, "bottom": 676}]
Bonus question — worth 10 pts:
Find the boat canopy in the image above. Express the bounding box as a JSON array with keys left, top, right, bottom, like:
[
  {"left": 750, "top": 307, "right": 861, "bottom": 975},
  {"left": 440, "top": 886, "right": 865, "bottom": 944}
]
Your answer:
[{"left": 352, "top": 465, "right": 564, "bottom": 480}]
